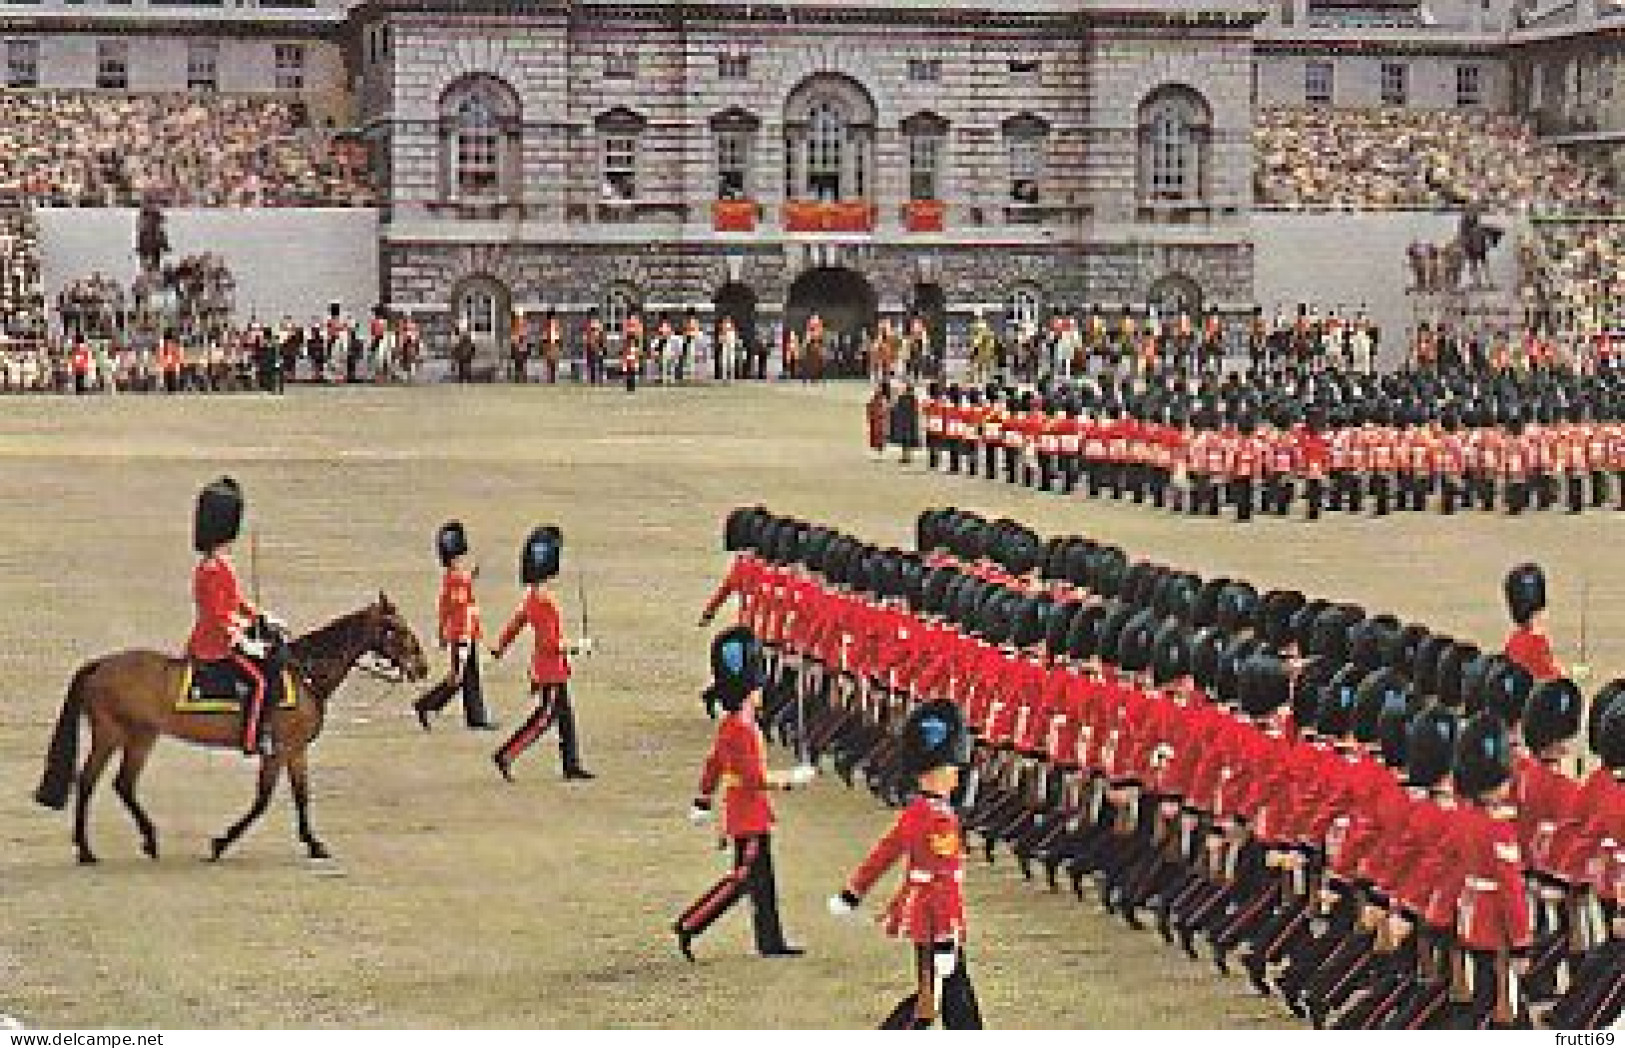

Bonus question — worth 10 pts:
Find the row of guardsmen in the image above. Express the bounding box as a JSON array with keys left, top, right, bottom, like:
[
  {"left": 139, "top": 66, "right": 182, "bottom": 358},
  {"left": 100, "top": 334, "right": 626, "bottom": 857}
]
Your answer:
[
  {"left": 914, "top": 370, "right": 1625, "bottom": 519},
  {"left": 699, "top": 505, "right": 1623, "bottom": 1030}
]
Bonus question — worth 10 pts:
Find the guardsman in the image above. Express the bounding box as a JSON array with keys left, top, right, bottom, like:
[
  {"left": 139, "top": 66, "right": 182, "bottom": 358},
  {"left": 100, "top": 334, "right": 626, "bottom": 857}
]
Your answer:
[
  {"left": 584, "top": 309, "right": 606, "bottom": 385},
  {"left": 621, "top": 312, "right": 643, "bottom": 393},
  {"left": 805, "top": 312, "right": 826, "bottom": 383},
  {"left": 717, "top": 314, "right": 741, "bottom": 381},
  {"left": 490, "top": 526, "right": 595, "bottom": 781},
  {"left": 829, "top": 700, "right": 984, "bottom": 1029},
  {"left": 187, "top": 477, "right": 285, "bottom": 757},
  {"left": 1502, "top": 563, "right": 1563, "bottom": 682},
  {"left": 414, "top": 522, "right": 496, "bottom": 732},
  {"left": 1202, "top": 307, "right": 1223, "bottom": 377},
  {"left": 542, "top": 308, "right": 563, "bottom": 384},
  {"left": 71, "top": 340, "right": 92, "bottom": 395},
  {"left": 676, "top": 626, "right": 814, "bottom": 960},
  {"left": 923, "top": 382, "right": 946, "bottom": 471}
]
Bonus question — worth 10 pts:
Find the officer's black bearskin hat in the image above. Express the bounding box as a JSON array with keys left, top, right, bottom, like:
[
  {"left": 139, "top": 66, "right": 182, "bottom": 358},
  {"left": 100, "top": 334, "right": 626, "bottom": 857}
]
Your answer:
[
  {"left": 1504, "top": 563, "right": 1547, "bottom": 628},
  {"left": 895, "top": 700, "right": 971, "bottom": 781},
  {"left": 436, "top": 521, "right": 469, "bottom": 568},
  {"left": 1405, "top": 707, "right": 1460, "bottom": 788},
  {"left": 521, "top": 525, "right": 563, "bottom": 585},
  {"left": 194, "top": 476, "right": 243, "bottom": 554},
  {"left": 707, "top": 626, "right": 766, "bottom": 714},
  {"left": 1523, "top": 678, "right": 1583, "bottom": 754},
  {"left": 1453, "top": 711, "right": 1514, "bottom": 799}
]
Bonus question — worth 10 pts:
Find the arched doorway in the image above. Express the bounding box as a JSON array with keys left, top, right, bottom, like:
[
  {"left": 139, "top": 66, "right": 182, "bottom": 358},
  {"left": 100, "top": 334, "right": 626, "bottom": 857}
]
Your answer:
[
  {"left": 450, "top": 275, "right": 511, "bottom": 367},
  {"left": 785, "top": 267, "right": 877, "bottom": 378},
  {"left": 911, "top": 282, "right": 947, "bottom": 377},
  {"left": 1147, "top": 273, "right": 1202, "bottom": 317},
  {"left": 714, "top": 282, "right": 758, "bottom": 377}
]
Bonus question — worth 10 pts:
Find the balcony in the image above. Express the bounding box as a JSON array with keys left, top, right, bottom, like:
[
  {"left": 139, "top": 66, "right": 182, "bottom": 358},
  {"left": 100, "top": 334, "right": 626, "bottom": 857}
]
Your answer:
[
  {"left": 712, "top": 199, "right": 759, "bottom": 233},
  {"left": 904, "top": 199, "right": 946, "bottom": 233},
  {"left": 783, "top": 199, "right": 876, "bottom": 234}
]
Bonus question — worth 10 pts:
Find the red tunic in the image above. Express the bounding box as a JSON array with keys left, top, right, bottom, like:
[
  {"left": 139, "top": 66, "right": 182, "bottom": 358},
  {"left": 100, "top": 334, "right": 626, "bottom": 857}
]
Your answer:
[
  {"left": 699, "top": 710, "right": 776, "bottom": 837},
  {"left": 1456, "top": 805, "right": 1534, "bottom": 952},
  {"left": 187, "top": 554, "right": 255, "bottom": 661},
  {"left": 1502, "top": 626, "right": 1560, "bottom": 681},
  {"left": 496, "top": 587, "right": 570, "bottom": 685},
  {"left": 848, "top": 792, "right": 967, "bottom": 944},
  {"left": 436, "top": 567, "right": 481, "bottom": 643}
]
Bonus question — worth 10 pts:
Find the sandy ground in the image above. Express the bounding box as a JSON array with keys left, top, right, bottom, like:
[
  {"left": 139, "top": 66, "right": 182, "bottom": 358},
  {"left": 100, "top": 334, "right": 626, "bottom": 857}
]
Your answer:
[{"left": 0, "top": 381, "right": 1617, "bottom": 1029}]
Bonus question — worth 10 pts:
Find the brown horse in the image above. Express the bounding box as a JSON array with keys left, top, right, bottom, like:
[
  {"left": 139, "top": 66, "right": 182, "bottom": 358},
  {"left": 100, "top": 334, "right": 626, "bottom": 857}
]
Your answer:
[{"left": 34, "top": 594, "right": 428, "bottom": 866}]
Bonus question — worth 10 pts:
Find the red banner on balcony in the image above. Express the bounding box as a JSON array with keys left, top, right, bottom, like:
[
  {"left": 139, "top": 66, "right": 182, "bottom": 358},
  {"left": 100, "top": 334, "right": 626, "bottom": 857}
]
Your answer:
[
  {"left": 783, "top": 200, "right": 876, "bottom": 233},
  {"left": 905, "top": 199, "right": 946, "bottom": 233},
  {"left": 712, "top": 200, "right": 757, "bottom": 232}
]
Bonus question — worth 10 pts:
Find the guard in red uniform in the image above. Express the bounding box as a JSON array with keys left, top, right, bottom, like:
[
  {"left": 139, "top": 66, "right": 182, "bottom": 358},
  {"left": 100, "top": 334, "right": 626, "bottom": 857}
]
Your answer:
[
  {"left": 491, "top": 526, "right": 595, "bottom": 781},
  {"left": 675, "top": 627, "right": 812, "bottom": 960},
  {"left": 1502, "top": 563, "right": 1563, "bottom": 682},
  {"left": 414, "top": 521, "right": 496, "bottom": 731},
  {"left": 829, "top": 699, "right": 984, "bottom": 1029},
  {"left": 187, "top": 477, "right": 284, "bottom": 756}
]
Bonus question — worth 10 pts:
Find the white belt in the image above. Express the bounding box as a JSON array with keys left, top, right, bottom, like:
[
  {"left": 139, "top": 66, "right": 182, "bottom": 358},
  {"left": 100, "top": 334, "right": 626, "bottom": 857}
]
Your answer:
[
  {"left": 1465, "top": 877, "right": 1500, "bottom": 892},
  {"left": 908, "top": 869, "right": 964, "bottom": 884}
]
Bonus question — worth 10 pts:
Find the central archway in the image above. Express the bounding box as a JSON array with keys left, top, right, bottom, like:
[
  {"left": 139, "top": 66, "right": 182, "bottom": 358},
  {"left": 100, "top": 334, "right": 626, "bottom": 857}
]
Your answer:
[{"left": 786, "top": 266, "right": 877, "bottom": 377}]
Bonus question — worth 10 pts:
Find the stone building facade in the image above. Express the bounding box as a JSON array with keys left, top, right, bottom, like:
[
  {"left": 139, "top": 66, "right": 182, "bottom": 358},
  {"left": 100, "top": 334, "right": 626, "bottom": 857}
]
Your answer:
[{"left": 353, "top": 0, "right": 1260, "bottom": 360}]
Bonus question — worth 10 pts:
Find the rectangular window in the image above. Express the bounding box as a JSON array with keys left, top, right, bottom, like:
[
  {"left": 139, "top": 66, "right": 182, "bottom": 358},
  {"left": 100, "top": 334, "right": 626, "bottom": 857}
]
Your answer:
[
  {"left": 1305, "top": 60, "right": 1333, "bottom": 105},
  {"left": 1009, "top": 137, "right": 1043, "bottom": 203},
  {"left": 716, "top": 131, "right": 748, "bottom": 199},
  {"left": 605, "top": 49, "right": 637, "bottom": 80},
  {"left": 1456, "top": 63, "right": 1482, "bottom": 107},
  {"left": 97, "top": 39, "right": 128, "bottom": 90},
  {"left": 275, "top": 43, "right": 306, "bottom": 91},
  {"left": 907, "top": 58, "right": 941, "bottom": 83},
  {"left": 718, "top": 53, "right": 749, "bottom": 80},
  {"left": 1380, "top": 61, "right": 1407, "bottom": 106},
  {"left": 909, "top": 134, "right": 942, "bottom": 201},
  {"left": 7, "top": 39, "right": 38, "bottom": 89},
  {"left": 187, "top": 40, "right": 219, "bottom": 92},
  {"left": 603, "top": 135, "right": 637, "bottom": 200},
  {"left": 1008, "top": 59, "right": 1039, "bottom": 76}
]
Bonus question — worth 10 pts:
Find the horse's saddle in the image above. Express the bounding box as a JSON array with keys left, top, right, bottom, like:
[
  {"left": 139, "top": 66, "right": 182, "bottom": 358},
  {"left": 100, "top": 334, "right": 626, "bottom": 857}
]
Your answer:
[{"left": 176, "top": 660, "right": 297, "bottom": 715}]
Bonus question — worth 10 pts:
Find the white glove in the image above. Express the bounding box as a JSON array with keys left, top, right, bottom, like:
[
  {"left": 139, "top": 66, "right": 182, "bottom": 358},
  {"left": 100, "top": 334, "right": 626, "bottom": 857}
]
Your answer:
[
  {"left": 1570, "top": 663, "right": 1593, "bottom": 684},
  {"left": 787, "top": 763, "right": 818, "bottom": 787},
  {"left": 262, "top": 614, "right": 287, "bottom": 633},
  {"left": 688, "top": 801, "right": 713, "bottom": 827},
  {"left": 827, "top": 891, "right": 858, "bottom": 917},
  {"left": 570, "top": 638, "right": 596, "bottom": 657},
  {"left": 237, "top": 637, "right": 268, "bottom": 659},
  {"left": 932, "top": 942, "right": 959, "bottom": 979}
]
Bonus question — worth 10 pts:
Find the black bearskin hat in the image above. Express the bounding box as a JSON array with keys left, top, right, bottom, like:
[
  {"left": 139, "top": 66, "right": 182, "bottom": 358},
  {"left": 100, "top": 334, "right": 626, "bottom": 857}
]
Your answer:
[
  {"left": 1151, "top": 622, "right": 1193, "bottom": 686},
  {"left": 1258, "top": 590, "right": 1307, "bottom": 648},
  {"left": 725, "top": 506, "right": 764, "bottom": 552},
  {"left": 707, "top": 626, "right": 766, "bottom": 713},
  {"left": 895, "top": 700, "right": 971, "bottom": 779},
  {"left": 436, "top": 520, "right": 468, "bottom": 568},
  {"left": 1503, "top": 563, "right": 1547, "bottom": 628},
  {"left": 1239, "top": 650, "right": 1291, "bottom": 718},
  {"left": 194, "top": 476, "right": 243, "bottom": 553},
  {"left": 1065, "top": 603, "right": 1106, "bottom": 662},
  {"left": 1522, "top": 678, "right": 1583, "bottom": 754},
  {"left": 1317, "top": 665, "right": 1366, "bottom": 738},
  {"left": 1405, "top": 707, "right": 1460, "bottom": 788},
  {"left": 1190, "top": 626, "right": 1228, "bottom": 693},
  {"left": 1453, "top": 711, "right": 1514, "bottom": 798},
  {"left": 1352, "top": 668, "right": 1414, "bottom": 745},
  {"left": 522, "top": 525, "right": 563, "bottom": 584}
]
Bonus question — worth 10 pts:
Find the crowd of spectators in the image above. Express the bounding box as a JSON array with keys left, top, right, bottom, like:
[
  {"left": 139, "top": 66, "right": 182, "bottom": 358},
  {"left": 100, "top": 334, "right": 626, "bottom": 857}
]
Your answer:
[
  {"left": 0, "top": 92, "right": 374, "bottom": 209},
  {"left": 1256, "top": 107, "right": 1617, "bottom": 213},
  {"left": 1519, "top": 221, "right": 1625, "bottom": 339}
]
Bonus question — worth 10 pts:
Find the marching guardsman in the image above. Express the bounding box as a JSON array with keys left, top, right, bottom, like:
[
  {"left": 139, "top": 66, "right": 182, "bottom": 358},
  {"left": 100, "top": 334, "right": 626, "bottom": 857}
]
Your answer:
[
  {"left": 923, "top": 382, "right": 946, "bottom": 471},
  {"left": 717, "top": 314, "right": 741, "bottom": 381},
  {"left": 1502, "top": 563, "right": 1564, "bottom": 682},
  {"left": 491, "top": 526, "right": 596, "bottom": 781},
  {"left": 1086, "top": 305, "right": 1108, "bottom": 376},
  {"left": 1202, "top": 307, "right": 1224, "bottom": 377},
  {"left": 829, "top": 700, "right": 984, "bottom": 1029},
  {"left": 509, "top": 309, "right": 530, "bottom": 383},
  {"left": 805, "top": 311, "right": 826, "bottom": 383},
  {"left": 187, "top": 477, "right": 285, "bottom": 757},
  {"left": 621, "top": 312, "right": 643, "bottom": 393},
  {"left": 414, "top": 522, "right": 495, "bottom": 732},
  {"left": 71, "top": 340, "right": 92, "bottom": 395},
  {"left": 679, "top": 308, "right": 701, "bottom": 383},
  {"left": 541, "top": 308, "right": 563, "bottom": 384},
  {"left": 675, "top": 626, "right": 815, "bottom": 961},
  {"left": 583, "top": 309, "right": 606, "bottom": 385},
  {"left": 1450, "top": 713, "right": 1534, "bottom": 1028}
]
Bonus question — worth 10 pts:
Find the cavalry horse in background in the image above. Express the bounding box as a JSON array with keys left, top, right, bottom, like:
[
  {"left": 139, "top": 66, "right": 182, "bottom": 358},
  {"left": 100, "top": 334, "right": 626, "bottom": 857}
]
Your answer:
[{"left": 35, "top": 594, "right": 428, "bottom": 865}]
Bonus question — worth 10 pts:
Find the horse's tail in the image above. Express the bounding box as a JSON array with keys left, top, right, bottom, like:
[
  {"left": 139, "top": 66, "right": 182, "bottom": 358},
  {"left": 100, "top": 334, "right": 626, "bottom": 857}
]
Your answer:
[{"left": 34, "top": 660, "right": 96, "bottom": 810}]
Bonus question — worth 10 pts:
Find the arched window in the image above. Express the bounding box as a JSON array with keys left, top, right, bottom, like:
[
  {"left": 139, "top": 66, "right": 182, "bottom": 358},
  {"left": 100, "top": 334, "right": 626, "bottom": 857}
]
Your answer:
[
  {"left": 1001, "top": 113, "right": 1050, "bottom": 205},
  {"left": 1138, "top": 86, "right": 1211, "bottom": 206},
  {"left": 902, "top": 112, "right": 949, "bottom": 202},
  {"left": 439, "top": 75, "right": 521, "bottom": 203},
  {"left": 783, "top": 75, "right": 877, "bottom": 203},
  {"left": 603, "top": 285, "right": 640, "bottom": 346},
  {"left": 1007, "top": 285, "right": 1042, "bottom": 337}
]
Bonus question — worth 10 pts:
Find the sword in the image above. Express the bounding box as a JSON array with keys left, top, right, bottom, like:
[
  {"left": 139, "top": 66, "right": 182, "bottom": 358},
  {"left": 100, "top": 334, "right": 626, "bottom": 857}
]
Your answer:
[
  {"left": 250, "top": 529, "right": 262, "bottom": 611},
  {"left": 577, "top": 564, "right": 593, "bottom": 655}
]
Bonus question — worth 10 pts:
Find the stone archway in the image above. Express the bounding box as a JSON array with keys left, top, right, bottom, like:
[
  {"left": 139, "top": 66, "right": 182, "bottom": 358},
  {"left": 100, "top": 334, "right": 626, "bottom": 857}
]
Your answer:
[
  {"left": 449, "top": 274, "right": 511, "bottom": 367},
  {"left": 1148, "top": 272, "right": 1203, "bottom": 316},
  {"left": 714, "top": 282, "right": 759, "bottom": 377},
  {"left": 786, "top": 266, "right": 877, "bottom": 378}
]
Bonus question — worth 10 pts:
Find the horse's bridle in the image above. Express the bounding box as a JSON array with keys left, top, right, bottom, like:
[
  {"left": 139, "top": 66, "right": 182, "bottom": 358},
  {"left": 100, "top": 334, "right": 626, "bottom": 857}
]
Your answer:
[{"left": 356, "top": 654, "right": 407, "bottom": 685}]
